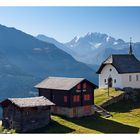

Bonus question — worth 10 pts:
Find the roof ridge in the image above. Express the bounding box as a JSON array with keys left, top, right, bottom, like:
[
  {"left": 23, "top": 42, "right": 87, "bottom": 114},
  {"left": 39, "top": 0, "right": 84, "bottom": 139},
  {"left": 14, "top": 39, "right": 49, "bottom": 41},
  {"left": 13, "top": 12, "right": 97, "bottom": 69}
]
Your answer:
[
  {"left": 35, "top": 77, "right": 88, "bottom": 90},
  {"left": 6, "top": 96, "right": 55, "bottom": 108},
  {"left": 48, "top": 76, "right": 85, "bottom": 79},
  {"left": 8, "top": 96, "right": 45, "bottom": 100},
  {"left": 103, "top": 55, "right": 113, "bottom": 64},
  {"left": 97, "top": 53, "right": 140, "bottom": 74}
]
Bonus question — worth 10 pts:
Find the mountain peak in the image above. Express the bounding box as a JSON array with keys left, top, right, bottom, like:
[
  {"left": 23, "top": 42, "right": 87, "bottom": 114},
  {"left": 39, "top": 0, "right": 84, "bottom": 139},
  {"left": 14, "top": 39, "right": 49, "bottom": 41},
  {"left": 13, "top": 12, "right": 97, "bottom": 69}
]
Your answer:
[
  {"left": 65, "top": 36, "right": 80, "bottom": 47},
  {"left": 86, "top": 32, "right": 92, "bottom": 36},
  {"left": 85, "top": 32, "right": 107, "bottom": 37},
  {"left": 73, "top": 36, "right": 80, "bottom": 43}
]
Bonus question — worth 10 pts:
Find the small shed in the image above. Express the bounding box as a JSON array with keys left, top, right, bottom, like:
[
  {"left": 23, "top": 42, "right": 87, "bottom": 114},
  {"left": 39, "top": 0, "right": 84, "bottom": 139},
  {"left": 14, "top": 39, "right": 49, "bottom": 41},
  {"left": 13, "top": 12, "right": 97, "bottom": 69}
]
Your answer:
[
  {"left": 35, "top": 76, "right": 97, "bottom": 118},
  {"left": 0, "top": 96, "right": 55, "bottom": 132}
]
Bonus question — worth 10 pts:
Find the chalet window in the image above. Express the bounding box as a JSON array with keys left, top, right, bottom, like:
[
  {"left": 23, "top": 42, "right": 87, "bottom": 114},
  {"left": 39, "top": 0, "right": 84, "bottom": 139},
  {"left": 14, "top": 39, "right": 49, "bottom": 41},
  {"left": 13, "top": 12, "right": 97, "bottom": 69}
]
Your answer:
[
  {"left": 76, "top": 89, "right": 81, "bottom": 93},
  {"left": 129, "top": 75, "right": 132, "bottom": 82},
  {"left": 73, "top": 95, "right": 80, "bottom": 102},
  {"left": 84, "top": 94, "right": 90, "bottom": 101},
  {"left": 110, "top": 69, "right": 112, "bottom": 71},
  {"left": 84, "top": 105, "right": 90, "bottom": 113},
  {"left": 114, "top": 79, "right": 116, "bottom": 83},
  {"left": 136, "top": 75, "right": 139, "bottom": 81},
  {"left": 104, "top": 79, "right": 106, "bottom": 83},
  {"left": 77, "top": 84, "right": 81, "bottom": 90},
  {"left": 73, "top": 95, "right": 77, "bottom": 102},
  {"left": 77, "top": 95, "right": 80, "bottom": 102},
  {"left": 64, "top": 96, "right": 67, "bottom": 103},
  {"left": 83, "top": 82, "right": 87, "bottom": 89}
]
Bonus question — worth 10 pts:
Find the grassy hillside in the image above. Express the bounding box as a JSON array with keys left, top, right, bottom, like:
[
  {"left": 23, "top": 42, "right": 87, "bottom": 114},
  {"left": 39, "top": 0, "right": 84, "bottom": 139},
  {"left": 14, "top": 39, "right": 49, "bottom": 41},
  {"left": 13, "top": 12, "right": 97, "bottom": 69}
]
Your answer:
[
  {"left": 0, "top": 88, "right": 140, "bottom": 134},
  {"left": 29, "top": 94, "right": 140, "bottom": 134},
  {"left": 94, "top": 88, "right": 124, "bottom": 105},
  {"left": 26, "top": 89, "right": 140, "bottom": 133}
]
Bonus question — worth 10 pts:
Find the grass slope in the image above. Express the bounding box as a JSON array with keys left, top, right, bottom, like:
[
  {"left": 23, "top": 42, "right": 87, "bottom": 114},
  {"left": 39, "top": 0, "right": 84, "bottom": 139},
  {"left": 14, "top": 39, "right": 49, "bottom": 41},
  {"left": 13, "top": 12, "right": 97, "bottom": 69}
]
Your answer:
[
  {"left": 29, "top": 99, "right": 140, "bottom": 134},
  {"left": 28, "top": 88, "right": 140, "bottom": 134},
  {"left": 0, "top": 88, "right": 140, "bottom": 134},
  {"left": 94, "top": 88, "right": 124, "bottom": 105}
]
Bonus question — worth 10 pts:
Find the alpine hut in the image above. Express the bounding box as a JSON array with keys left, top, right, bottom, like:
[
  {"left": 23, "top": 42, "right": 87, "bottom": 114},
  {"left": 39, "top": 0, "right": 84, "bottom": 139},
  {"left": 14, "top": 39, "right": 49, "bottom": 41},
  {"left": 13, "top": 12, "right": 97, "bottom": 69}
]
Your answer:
[
  {"left": 0, "top": 96, "right": 55, "bottom": 132},
  {"left": 35, "top": 76, "right": 97, "bottom": 118}
]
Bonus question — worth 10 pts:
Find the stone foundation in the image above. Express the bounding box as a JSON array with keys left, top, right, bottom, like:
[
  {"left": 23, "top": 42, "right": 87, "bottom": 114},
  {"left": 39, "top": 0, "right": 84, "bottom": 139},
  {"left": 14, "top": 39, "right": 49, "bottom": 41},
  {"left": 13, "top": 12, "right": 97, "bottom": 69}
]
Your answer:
[{"left": 51, "top": 105, "right": 95, "bottom": 118}]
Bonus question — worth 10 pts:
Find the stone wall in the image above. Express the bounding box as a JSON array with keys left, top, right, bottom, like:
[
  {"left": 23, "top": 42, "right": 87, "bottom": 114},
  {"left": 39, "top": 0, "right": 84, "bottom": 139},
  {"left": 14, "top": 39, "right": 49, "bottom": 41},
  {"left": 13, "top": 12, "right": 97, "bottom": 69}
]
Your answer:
[
  {"left": 100, "top": 88, "right": 140, "bottom": 108},
  {"left": 100, "top": 93, "right": 125, "bottom": 108},
  {"left": 51, "top": 105, "right": 95, "bottom": 118}
]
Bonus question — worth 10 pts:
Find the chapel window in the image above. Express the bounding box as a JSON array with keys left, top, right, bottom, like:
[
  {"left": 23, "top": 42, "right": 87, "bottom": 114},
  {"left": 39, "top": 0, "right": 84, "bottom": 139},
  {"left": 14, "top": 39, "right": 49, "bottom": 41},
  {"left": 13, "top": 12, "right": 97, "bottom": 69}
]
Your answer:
[
  {"left": 136, "top": 75, "right": 139, "bottom": 81},
  {"left": 129, "top": 75, "right": 132, "bottom": 82}
]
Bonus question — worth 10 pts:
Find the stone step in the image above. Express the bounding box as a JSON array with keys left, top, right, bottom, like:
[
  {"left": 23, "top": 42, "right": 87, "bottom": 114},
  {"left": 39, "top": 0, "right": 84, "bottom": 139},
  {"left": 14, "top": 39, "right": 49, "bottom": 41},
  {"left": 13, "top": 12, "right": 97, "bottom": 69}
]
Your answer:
[{"left": 94, "top": 105, "right": 112, "bottom": 118}]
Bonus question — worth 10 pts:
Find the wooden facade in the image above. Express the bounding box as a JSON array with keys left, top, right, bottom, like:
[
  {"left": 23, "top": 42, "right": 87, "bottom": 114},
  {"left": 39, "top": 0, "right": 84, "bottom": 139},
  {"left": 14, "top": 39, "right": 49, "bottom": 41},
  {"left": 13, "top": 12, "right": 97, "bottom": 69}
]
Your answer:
[
  {"left": 35, "top": 77, "right": 97, "bottom": 118},
  {"left": 0, "top": 96, "right": 54, "bottom": 132}
]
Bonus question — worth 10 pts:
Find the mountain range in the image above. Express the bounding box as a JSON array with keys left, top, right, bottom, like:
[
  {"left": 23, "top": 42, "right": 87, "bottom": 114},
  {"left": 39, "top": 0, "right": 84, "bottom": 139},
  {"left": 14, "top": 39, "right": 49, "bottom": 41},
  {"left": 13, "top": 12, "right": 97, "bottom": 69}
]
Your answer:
[
  {"left": 0, "top": 24, "right": 140, "bottom": 117},
  {"left": 0, "top": 24, "right": 140, "bottom": 107},
  {"left": 37, "top": 33, "right": 140, "bottom": 70},
  {"left": 0, "top": 24, "right": 97, "bottom": 102}
]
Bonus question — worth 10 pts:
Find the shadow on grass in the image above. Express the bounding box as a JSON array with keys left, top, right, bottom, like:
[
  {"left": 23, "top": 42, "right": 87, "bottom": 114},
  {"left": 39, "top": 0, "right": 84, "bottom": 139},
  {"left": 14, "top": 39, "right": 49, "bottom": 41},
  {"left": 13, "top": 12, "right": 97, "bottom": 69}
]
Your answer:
[
  {"left": 25, "top": 120, "right": 74, "bottom": 134},
  {"left": 64, "top": 115, "right": 139, "bottom": 134},
  {"left": 105, "top": 99, "right": 140, "bottom": 113}
]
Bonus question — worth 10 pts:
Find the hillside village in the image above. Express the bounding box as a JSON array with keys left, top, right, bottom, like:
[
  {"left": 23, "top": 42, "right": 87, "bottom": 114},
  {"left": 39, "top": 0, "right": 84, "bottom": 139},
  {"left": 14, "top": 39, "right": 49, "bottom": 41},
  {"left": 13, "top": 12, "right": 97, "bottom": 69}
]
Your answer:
[{"left": 0, "top": 39, "right": 140, "bottom": 133}]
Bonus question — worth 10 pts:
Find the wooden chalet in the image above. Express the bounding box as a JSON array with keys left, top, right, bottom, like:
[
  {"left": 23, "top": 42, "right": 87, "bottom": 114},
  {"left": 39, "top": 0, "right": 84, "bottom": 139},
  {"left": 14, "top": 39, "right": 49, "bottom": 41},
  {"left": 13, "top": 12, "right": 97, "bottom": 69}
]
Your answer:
[
  {"left": 0, "top": 96, "right": 55, "bottom": 132},
  {"left": 35, "top": 77, "right": 97, "bottom": 118}
]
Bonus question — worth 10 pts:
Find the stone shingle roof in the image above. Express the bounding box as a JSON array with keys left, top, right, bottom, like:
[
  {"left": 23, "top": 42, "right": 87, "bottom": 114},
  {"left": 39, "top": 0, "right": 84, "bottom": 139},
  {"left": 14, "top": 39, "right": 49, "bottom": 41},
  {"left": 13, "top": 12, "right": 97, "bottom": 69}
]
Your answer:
[
  {"left": 35, "top": 77, "right": 85, "bottom": 90},
  {"left": 1, "top": 96, "right": 55, "bottom": 108},
  {"left": 97, "top": 54, "right": 140, "bottom": 74}
]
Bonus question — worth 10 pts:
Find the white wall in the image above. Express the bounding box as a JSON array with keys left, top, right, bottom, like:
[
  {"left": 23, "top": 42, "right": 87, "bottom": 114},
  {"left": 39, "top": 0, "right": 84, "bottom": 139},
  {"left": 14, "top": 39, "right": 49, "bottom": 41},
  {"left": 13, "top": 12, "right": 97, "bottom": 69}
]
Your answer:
[
  {"left": 99, "top": 64, "right": 123, "bottom": 88},
  {"left": 99, "top": 64, "right": 140, "bottom": 89},
  {"left": 121, "top": 73, "right": 140, "bottom": 88}
]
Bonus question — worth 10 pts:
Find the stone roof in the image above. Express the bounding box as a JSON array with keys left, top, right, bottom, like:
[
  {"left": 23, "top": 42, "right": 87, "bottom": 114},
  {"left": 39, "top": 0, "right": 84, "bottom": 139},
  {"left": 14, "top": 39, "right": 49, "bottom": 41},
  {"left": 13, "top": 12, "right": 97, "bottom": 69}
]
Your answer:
[
  {"left": 1, "top": 96, "right": 55, "bottom": 108},
  {"left": 35, "top": 77, "right": 85, "bottom": 90},
  {"left": 97, "top": 54, "right": 140, "bottom": 74}
]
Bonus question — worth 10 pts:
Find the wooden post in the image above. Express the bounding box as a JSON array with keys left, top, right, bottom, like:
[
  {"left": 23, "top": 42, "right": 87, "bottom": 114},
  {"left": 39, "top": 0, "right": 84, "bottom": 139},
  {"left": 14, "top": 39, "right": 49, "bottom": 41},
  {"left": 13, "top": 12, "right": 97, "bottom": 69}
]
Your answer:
[
  {"left": 108, "top": 84, "right": 109, "bottom": 97},
  {"left": 105, "top": 81, "right": 109, "bottom": 97}
]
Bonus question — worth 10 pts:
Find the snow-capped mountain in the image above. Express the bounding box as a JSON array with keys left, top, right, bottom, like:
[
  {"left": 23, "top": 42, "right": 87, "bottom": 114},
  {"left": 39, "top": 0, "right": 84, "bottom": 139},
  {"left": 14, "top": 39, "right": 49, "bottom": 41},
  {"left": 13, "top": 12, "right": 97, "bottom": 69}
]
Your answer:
[
  {"left": 37, "top": 32, "right": 140, "bottom": 70},
  {"left": 64, "top": 32, "right": 138, "bottom": 65},
  {"left": 65, "top": 36, "right": 80, "bottom": 48},
  {"left": 65, "top": 32, "right": 126, "bottom": 51}
]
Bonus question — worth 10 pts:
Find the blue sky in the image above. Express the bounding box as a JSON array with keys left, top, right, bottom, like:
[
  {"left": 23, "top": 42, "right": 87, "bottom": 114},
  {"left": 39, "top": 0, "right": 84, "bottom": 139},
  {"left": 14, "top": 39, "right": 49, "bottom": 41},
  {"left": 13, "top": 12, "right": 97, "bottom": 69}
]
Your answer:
[{"left": 0, "top": 7, "right": 140, "bottom": 43}]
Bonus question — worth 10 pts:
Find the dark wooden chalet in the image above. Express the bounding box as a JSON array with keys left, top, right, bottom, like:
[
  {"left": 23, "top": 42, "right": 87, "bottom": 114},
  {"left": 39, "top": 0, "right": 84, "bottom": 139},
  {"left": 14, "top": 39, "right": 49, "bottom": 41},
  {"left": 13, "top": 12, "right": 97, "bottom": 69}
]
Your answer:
[
  {"left": 35, "top": 77, "right": 97, "bottom": 118},
  {"left": 0, "top": 96, "right": 55, "bottom": 132}
]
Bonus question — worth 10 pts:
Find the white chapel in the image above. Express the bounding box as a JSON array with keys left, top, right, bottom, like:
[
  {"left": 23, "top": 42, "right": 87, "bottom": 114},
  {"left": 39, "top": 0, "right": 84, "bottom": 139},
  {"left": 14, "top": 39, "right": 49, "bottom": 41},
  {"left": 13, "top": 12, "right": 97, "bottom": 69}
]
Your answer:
[{"left": 97, "top": 39, "right": 140, "bottom": 89}]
